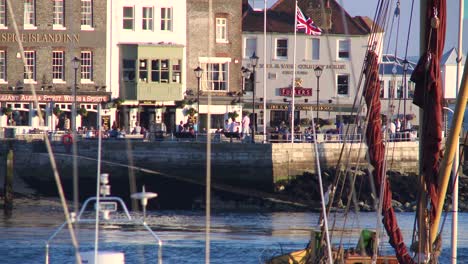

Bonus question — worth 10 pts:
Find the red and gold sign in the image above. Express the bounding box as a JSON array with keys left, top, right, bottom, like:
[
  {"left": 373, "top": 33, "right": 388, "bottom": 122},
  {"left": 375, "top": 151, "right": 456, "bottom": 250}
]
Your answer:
[{"left": 279, "top": 87, "right": 313, "bottom": 97}]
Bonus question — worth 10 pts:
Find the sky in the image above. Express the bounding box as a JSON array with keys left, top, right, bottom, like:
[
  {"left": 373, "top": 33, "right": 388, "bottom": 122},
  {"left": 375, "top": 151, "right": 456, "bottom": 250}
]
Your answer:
[{"left": 249, "top": 0, "right": 465, "bottom": 58}]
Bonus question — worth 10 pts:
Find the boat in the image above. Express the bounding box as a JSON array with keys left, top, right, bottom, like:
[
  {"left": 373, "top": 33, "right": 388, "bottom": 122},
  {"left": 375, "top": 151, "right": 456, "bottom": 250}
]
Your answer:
[
  {"left": 267, "top": 0, "right": 466, "bottom": 263},
  {"left": 45, "top": 173, "right": 163, "bottom": 264}
]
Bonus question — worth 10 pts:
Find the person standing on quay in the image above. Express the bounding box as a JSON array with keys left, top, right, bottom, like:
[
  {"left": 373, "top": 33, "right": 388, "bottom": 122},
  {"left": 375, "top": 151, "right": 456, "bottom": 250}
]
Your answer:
[{"left": 241, "top": 112, "right": 250, "bottom": 139}]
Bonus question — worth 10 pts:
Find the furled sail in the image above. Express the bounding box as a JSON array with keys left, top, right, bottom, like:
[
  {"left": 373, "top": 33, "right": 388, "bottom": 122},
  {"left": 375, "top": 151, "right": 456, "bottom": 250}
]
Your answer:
[
  {"left": 363, "top": 51, "right": 415, "bottom": 264},
  {"left": 410, "top": 0, "right": 446, "bottom": 223}
]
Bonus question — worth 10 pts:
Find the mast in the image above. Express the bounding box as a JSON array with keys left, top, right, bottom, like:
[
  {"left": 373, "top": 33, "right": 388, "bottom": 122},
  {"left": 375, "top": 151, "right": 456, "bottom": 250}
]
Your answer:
[
  {"left": 291, "top": 1, "right": 297, "bottom": 144},
  {"left": 430, "top": 40, "right": 468, "bottom": 247},
  {"left": 450, "top": 1, "right": 463, "bottom": 262}
]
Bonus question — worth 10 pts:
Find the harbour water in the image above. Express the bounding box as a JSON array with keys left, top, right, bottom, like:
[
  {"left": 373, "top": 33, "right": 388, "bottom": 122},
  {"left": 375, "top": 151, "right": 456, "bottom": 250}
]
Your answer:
[{"left": 1, "top": 200, "right": 467, "bottom": 264}]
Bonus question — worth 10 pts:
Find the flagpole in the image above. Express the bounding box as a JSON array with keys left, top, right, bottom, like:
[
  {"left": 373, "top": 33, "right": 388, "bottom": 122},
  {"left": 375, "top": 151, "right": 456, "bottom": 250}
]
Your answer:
[
  {"left": 263, "top": 0, "right": 267, "bottom": 143},
  {"left": 291, "top": 1, "right": 297, "bottom": 144},
  {"left": 451, "top": 1, "right": 463, "bottom": 263}
]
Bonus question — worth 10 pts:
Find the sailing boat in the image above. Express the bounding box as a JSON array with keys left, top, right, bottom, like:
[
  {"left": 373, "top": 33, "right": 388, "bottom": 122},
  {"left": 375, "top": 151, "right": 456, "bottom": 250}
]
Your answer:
[{"left": 267, "top": 0, "right": 466, "bottom": 263}]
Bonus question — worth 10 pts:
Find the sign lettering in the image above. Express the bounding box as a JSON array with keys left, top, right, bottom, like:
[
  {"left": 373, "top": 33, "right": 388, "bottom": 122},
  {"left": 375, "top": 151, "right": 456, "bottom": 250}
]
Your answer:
[
  {"left": 0, "top": 94, "right": 109, "bottom": 103},
  {"left": 280, "top": 87, "right": 313, "bottom": 97},
  {"left": 0, "top": 33, "right": 79, "bottom": 43}
]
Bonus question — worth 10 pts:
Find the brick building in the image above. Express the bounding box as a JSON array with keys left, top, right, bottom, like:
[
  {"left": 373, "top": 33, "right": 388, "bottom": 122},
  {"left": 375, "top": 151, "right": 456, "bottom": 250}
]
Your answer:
[{"left": 0, "top": 0, "right": 110, "bottom": 132}]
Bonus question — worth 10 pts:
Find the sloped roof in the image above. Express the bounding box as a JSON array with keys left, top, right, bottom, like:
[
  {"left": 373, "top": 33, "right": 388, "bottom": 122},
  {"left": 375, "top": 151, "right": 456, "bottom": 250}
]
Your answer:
[
  {"left": 243, "top": 0, "right": 373, "bottom": 35},
  {"left": 441, "top": 47, "right": 466, "bottom": 65},
  {"left": 379, "top": 54, "right": 417, "bottom": 75}
]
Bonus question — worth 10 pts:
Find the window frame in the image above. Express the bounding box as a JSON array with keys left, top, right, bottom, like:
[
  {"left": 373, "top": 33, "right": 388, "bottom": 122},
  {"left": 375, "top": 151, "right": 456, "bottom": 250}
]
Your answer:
[
  {"left": 244, "top": 37, "right": 257, "bottom": 59},
  {"left": 215, "top": 17, "right": 227, "bottom": 43},
  {"left": 160, "top": 7, "right": 172, "bottom": 31},
  {"left": 0, "top": 0, "right": 6, "bottom": 28},
  {"left": 52, "top": 50, "right": 65, "bottom": 82},
  {"left": 142, "top": 6, "right": 153, "bottom": 31},
  {"left": 337, "top": 74, "right": 349, "bottom": 96},
  {"left": 122, "top": 59, "right": 136, "bottom": 82},
  {"left": 0, "top": 50, "right": 6, "bottom": 82},
  {"left": 81, "top": 0, "right": 93, "bottom": 29},
  {"left": 24, "top": 0, "right": 36, "bottom": 28},
  {"left": 337, "top": 39, "right": 350, "bottom": 60},
  {"left": 275, "top": 38, "right": 288, "bottom": 60},
  {"left": 23, "top": 51, "right": 36, "bottom": 82},
  {"left": 53, "top": 0, "right": 65, "bottom": 29},
  {"left": 309, "top": 38, "right": 320, "bottom": 60},
  {"left": 150, "top": 59, "right": 170, "bottom": 83},
  {"left": 80, "top": 51, "right": 93, "bottom": 82},
  {"left": 202, "top": 62, "right": 229, "bottom": 91},
  {"left": 122, "top": 6, "right": 134, "bottom": 30}
]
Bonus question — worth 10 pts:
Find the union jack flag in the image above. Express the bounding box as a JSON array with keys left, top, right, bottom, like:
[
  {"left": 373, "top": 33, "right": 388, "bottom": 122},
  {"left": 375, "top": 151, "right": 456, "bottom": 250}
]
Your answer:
[{"left": 296, "top": 6, "right": 322, "bottom": 35}]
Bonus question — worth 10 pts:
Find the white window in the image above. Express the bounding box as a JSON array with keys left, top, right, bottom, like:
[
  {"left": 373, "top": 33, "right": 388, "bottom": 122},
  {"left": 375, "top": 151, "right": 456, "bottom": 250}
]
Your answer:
[
  {"left": 142, "top": 7, "right": 153, "bottom": 31},
  {"left": 52, "top": 51, "right": 64, "bottom": 81},
  {"left": 0, "top": 0, "right": 6, "bottom": 28},
  {"left": 216, "top": 18, "right": 227, "bottom": 43},
  {"left": 53, "top": 0, "right": 64, "bottom": 28},
  {"left": 122, "top": 59, "right": 135, "bottom": 82},
  {"left": 24, "top": 0, "right": 36, "bottom": 27},
  {"left": 24, "top": 51, "right": 36, "bottom": 82},
  {"left": 139, "top": 59, "right": 148, "bottom": 82},
  {"left": 307, "top": 38, "right": 320, "bottom": 60},
  {"left": 0, "top": 50, "right": 6, "bottom": 81},
  {"left": 244, "top": 37, "right": 256, "bottom": 58},
  {"left": 123, "top": 6, "right": 134, "bottom": 30},
  {"left": 337, "top": 74, "right": 349, "bottom": 96},
  {"left": 275, "top": 39, "right": 288, "bottom": 59},
  {"left": 172, "top": 59, "right": 181, "bottom": 83},
  {"left": 202, "top": 62, "right": 228, "bottom": 91},
  {"left": 81, "top": 0, "right": 93, "bottom": 28},
  {"left": 160, "top": 7, "right": 172, "bottom": 31},
  {"left": 80, "top": 51, "right": 93, "bottom": 81},
  {"left": 338, "top": 39, "right": 350, "bottom": 59},
  {"left": 150, "top": 59, "right": 169, "bottom": 83}
]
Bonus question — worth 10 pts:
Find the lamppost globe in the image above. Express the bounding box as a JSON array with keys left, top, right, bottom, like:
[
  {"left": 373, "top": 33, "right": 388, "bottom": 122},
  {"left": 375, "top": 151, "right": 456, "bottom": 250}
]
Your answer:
[
  {"left": 314, "top": 66, "right": 323, "bottom": 126},
  {"left": 194, "top": 66, "right": 203, "bottom": 135},
  {"left": 249, "top": 52, "right": 259, "bottom": 143}
]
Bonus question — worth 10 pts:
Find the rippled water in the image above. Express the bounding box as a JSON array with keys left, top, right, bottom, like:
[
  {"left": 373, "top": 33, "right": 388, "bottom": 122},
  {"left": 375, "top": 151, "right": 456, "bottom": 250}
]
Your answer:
[{"left": 1, "top": 203, "right": 467, "bottom": 264}]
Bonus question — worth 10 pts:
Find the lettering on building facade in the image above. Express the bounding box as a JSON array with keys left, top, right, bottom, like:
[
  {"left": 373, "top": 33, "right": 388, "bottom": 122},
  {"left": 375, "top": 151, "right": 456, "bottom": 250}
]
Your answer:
[
  {"left": 0, "top": 94, "right": 108, "bottom": 103},
  {"left": 279, "top": 87, "right": 313, "bottom": 97},
  {"left": 0, "top": 33, "right": 79, "bottom": 43}
]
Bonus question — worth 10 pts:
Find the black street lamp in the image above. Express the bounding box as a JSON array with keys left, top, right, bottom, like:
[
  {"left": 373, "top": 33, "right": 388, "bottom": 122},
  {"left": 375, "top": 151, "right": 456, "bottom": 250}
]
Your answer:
[
  {"left": 314, "top": 66, "right": 323, "bottom": 125},
  {"left": 71, "top": 56, "right": 80, "bottom": 133},
  {"left": 250, "top": 52, "right": 259, "bottom": 143},
  {"left": 194, "top": 66, "right": 203, "bottom": 134},
  {"left": 71, "top": 56, "right": 80, "bottom": 217}
]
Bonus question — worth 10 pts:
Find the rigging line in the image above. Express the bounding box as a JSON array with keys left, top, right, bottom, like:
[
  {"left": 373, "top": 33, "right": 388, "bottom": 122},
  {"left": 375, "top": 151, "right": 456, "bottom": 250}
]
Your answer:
[
  {"left": 327, "top": 0, "right": 391, "bottom": 238},
  {"left": 4, "top": 1, "right": 82, "bottom": 263},
  {"left": 329, "top": 0, "right": 390, "bottom": 222},
  {"left": 309, "top": 111, "right": 333, "bottom": 264},
  {"left": 93, "top": 105, "right": 103, "bottom": 262}
]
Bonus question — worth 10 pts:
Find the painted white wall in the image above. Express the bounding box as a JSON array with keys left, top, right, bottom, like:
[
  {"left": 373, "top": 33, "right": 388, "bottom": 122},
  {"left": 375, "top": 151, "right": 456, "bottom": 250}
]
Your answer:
[
  {"left": 107, "top": 0, "right": 187, "bottom": 100},
  {"left": 241, "top": 32, "right": 369, "bottom": 108}
]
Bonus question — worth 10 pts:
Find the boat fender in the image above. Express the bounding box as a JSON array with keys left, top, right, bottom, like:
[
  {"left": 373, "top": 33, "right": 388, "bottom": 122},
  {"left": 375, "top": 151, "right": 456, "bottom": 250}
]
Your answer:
[{"left": 62, "top": 133, "right": 73, "bottom": 145}]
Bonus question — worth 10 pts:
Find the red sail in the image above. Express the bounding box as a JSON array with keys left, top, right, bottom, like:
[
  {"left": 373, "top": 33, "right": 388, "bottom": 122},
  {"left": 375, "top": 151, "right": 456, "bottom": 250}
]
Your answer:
[
  {"left": 410, "top": 0, "right": 446, "bottom": 222},
  {"left": 363, "top": 51, "right": 415, "bottom": 264}
]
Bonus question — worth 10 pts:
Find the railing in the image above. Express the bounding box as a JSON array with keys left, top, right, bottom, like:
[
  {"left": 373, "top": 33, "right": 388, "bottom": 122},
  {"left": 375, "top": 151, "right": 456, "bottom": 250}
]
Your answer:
[{"left": 0, "top": 127, "right": 421, "bottom": 143}]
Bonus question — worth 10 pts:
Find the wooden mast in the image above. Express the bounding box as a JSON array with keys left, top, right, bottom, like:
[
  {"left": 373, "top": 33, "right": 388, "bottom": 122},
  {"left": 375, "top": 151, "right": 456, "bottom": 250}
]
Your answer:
[
  {"left": 430, "top": 52, "right": 468, "bottom": 244},
  {"left": 417, "top": 0, "right": 429, "bottom": 259}
]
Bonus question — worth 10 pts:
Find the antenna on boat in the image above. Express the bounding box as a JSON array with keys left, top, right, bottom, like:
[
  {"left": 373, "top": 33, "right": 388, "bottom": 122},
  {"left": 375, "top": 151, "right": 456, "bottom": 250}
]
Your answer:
[{"left": 131, "top": 186, "right": 158, "bottom": 223}]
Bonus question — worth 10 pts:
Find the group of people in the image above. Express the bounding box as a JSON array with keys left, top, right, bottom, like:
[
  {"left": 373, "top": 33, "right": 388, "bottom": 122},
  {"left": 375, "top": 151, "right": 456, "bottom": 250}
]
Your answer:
[{"left": 384, "top": 117, "right": 413, "bottom": 140}]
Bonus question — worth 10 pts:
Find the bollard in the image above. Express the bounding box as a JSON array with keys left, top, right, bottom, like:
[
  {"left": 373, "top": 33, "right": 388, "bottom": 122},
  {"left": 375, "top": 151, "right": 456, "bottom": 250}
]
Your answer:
[{"left": 3, "top": 144, "right": 14, "bottom": 216}]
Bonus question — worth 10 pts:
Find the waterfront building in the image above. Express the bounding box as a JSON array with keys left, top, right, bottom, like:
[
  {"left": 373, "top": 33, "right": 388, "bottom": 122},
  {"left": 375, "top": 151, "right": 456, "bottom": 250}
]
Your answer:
[
  {"left": 241, "top": 0, "right": 381, "bottom": 132},
  {"left": 378, "top": 54, "right": 418, "bottom": 124},
  {"left": 185, "top": 0, "right": 243, "bottom": 132},
  {"left": 108, "top": 0, "right": 186, "bottom": 133},
  {"left": 0, "top": 0, "right": 109, "bottom": 132}
]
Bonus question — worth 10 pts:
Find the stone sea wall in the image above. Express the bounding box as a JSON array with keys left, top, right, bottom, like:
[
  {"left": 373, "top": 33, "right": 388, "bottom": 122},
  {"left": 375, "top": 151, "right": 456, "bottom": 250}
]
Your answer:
[{"left": 0, "top": 140, "right": 420, "bottom": 195}]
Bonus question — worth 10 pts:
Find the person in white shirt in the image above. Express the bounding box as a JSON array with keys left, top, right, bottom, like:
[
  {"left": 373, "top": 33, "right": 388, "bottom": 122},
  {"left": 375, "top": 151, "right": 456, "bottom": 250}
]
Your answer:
[{"left": 241, "top": 113, "right": 250, "bottom": 137}]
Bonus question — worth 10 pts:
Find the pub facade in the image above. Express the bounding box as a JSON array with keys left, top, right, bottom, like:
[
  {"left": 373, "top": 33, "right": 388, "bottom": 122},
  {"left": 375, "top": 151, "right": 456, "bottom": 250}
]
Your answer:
[
  {"left": 0, "top": 0, "right": 110, "bottom": 133},
  {"left": 242, "top": 0, "right": 381, "bottom": 132}
]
